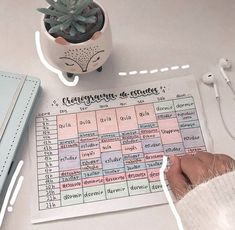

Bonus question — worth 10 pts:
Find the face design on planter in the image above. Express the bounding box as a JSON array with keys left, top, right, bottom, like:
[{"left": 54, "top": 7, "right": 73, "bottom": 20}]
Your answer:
[{"left": 59, "top": 46, "right": 105, "bottom": 73}]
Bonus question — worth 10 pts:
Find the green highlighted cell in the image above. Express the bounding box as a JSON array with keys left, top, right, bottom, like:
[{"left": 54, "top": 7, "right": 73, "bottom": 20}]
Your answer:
[
  {"left": 174, "top": 97, "right": 195, "bottom": 111},
  {"left": 150, "top": 181, "right": 170, "bottom": 193},
  {"left": 154, "top": 101, "right": 174, "bottom": 114},
  {"left": 105, "top": 182, "right": 129, "bottom": 199},
  {"left": 83, "top": 185, "right": 106, "bottom": 203},
  {"left": 61, "top": 188, "right": 83, "bottom": 206},
  {"left": 127, "top": 179, "right": 150, "bottom": 195}
]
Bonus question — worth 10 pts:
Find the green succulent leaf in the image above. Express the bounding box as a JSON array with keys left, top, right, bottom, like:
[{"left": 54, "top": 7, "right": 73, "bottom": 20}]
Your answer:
[
  {"left": 45, "top": 0, "right": 56, "bottom": 6},
  {"left": 49, "top": 24, "right": 62, "bottom": 33},
  {"left": 74, "top": 0, "right": 92, "bottom": 15},
  {"left": 60, "top": 19, "right": 72, "bottom": 30},
  {"left": 83, "top": 7, "right": 99, "bottom": 17},
  {"left": 72, "top": 21, "right": 86, "bottom": 33},
  {"left": 44, "top": 18, "right": 59, "bottom": 26},
  {"left": 75, "top": 15, "right": 86, "bottom": 22},
  {"left": 38, "top": 0, "right": 102, "bottom": 42},
  {"left": 83, "top": 16, "right": 96, "bottom": 23},
  {"left": 58, "top": 14, "right": 71, "bottom": 22},
  {"left": 37, "top": 8, "right": 64, "bottom": 17},
  {"left": 69, "top": 26, "right": 77, "bottom": 36}
]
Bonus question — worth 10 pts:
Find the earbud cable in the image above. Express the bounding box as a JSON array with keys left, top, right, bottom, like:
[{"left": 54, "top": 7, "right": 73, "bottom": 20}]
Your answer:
[
  {"left": 216, "top": 97, "right": 235, "bottom": 140},
  {"left": 227, "top": 81, "right": 235, "bottom": 96}
]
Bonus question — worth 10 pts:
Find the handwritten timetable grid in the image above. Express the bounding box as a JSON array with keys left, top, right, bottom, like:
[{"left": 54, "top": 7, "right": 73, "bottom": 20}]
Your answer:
[{"left": 35, "top": 97, "right": 206, "bottom": 210}]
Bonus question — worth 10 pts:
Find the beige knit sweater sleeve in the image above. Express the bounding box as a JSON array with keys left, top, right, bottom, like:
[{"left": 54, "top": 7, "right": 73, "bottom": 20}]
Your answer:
[{"left": 176, "top": 171, "right": 235, "bottom": 230}]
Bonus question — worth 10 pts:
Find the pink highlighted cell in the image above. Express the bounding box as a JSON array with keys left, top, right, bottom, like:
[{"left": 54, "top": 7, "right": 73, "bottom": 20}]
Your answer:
[
  {"left": 135, "top": 104, "right": 157, "bottom": 124},
  {"left": 60, "top": 169, "right": 81, "bottom": 177},
  {"left": 57, "top": 114, "right": 78, "bottom": 140},
  {"left": 77, "top": 111, "right": 97, "bottom": 133},
  {"left": 96, "top": 109, "right": 118, "bottom": 134},
  {"left": 104, "top": 173, "right": 127, "bottom": 184},
  {"left": 147, "top": 168, "right": 160, "bottom": 182},
  {"left": 145, "top": 152, "right": 164, "bottom": 162},
  {"left": 158, "top": 118, "right": 182, "bottom": 144},
  {"left": 122, "top": 142, "right": 142, "bottom": 155},
  {"left": 100, "top": 141, "right": 121, "bottom": 152},
  {"left": 116, "top": 106, "right": 138, "bottom": 131},
  {"left": 83, "top": 176, "right": 104, "bottom": 187},
  {"left": 141, "top": 131, "right": 160, "bottom": 140},
  {"left": 60, "top": 180, "right": 82, "bottom": 191},
  {"left": 80, "top": 149, "right": 101, "bottom": 160},
  {"left": 126, "top": 170, "right": 147, "bottom": 180}
]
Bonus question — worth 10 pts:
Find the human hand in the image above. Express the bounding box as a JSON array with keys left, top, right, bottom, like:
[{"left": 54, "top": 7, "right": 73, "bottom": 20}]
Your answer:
[{"left": 166, "top": 152, "right": 235, "bottom": 200}]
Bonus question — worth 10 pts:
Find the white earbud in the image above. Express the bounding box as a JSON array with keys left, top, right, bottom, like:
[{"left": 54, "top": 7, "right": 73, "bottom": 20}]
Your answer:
[
  {"left": 202, "top": 72, "right": 220, "bottom": 99},
  {"left": 219, "top": 58, "right": 232, "bottom": 83}
]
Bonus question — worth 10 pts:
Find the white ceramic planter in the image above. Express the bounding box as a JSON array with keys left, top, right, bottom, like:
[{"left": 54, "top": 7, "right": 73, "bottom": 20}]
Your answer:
[{"left": 40, "top": 1, "right": 112, "bottom": 75}]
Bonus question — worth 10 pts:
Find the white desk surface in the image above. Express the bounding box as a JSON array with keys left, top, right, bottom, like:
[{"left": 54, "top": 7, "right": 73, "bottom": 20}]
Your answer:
[{"left": 1, "top": 0, "right": 235, "bottom": 229}]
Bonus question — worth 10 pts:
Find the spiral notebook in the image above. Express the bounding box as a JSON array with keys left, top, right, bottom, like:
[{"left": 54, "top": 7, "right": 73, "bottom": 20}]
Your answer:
[{"left": 0, "top": 71, "right": 40, "bottom": 196}]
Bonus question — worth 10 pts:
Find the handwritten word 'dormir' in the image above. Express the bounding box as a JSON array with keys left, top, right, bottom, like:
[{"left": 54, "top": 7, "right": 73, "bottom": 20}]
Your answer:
[{"left": 62, "top": 93, "right": 118, "bottom": 106}]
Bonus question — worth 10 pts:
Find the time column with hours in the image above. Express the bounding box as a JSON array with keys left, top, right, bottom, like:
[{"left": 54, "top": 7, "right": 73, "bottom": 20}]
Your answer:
[{"left": 36, "top": 115, "right": 61, "bottom": 210}]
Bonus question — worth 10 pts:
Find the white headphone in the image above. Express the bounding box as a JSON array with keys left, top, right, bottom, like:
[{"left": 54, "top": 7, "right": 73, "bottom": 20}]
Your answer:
[
  {"left": 202, "top": 72, "right": 220, "bottom": 99},
  {"left": 218, "top": 58, "right": 235, "bottom": 95},
  {"left": 202, "top": 60, "right": 235, "bottom": 140}
]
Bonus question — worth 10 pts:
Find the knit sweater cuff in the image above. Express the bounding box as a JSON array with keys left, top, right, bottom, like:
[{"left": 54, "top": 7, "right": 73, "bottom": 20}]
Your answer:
[{"left": 176, "top": 170, "right": 235, "bottom": 230}]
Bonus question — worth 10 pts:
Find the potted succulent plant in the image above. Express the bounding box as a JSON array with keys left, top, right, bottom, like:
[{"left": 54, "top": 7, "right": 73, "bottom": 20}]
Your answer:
[{"left": 38, "top": 0, "right": 112, "bottom": 78}]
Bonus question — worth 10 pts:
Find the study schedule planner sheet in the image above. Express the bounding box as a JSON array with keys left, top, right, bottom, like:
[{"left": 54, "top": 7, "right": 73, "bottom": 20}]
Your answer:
[{"left": 30, "top": 75, "right": 210, "bottom": 223}]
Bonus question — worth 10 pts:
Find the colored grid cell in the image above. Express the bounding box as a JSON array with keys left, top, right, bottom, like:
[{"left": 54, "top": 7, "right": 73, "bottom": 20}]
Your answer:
[
  {"left": 128, "top": 179, "right": 150, "bottom": 195},
  {"left": 61, "top": 189, "right": 83, "bottom": 206},
  {"left": 116, "top": 106, "right": 138, "bottom": 131},
  {"left": 57, "top": 114, "right": 78, "bottom": 139},
  {"left": 135, "top": 104, "right": 157, "bottom": 124},
  {"left": 80, "top": 149, "right": 101, "bottom": 160},
  {"left": 122, "top": 142, "right": 142, "bottom": 155},
  {"left": 77, "top": 111, "right": 97, "bottom": 132},
  {"left": 163, "top": 142, "right": 185, "bottom": 155},
  {"left": 174, "top": 97, "right": 195, "bottom": 111},
  {"left": 101, "top": 151, "right": 124, "bottom": 170},
  {"left": 96, "top": 109, "right": 118, "bottom": 134},
  {"left": 100, "top": 141, "right": 121, "bottom": 153},
  {"left": 83, "top": 185, "right": 106, "bottom": 202},
  {"left": 154, "top": 100, "right": 174, "bottom": 114},
  {"left": 142, "top": 138, "right": 163, "bottom": 153},
  {"left": 104, "top": 173, "right": 127, "bottom": 184},
  {"left": 158, "top": 118, "right": 182, "bottom": 144},
  {"left": 145, "top": 152, "right": 164, "bottom": 162},
  {"left": 106, "top": 182, "right": 129, "bottom": 199},
  {"left": 181, "top": 128, "right": 205, "bottom": 148},
  {"left": 59, "top": 148, "right": 80, "bottom": 171},
  {"left": 147, "top": 168, "right": 160, "bottom": 182},
  {"left": 176, "top": 109, "right": 198, "bottom": 122}
]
